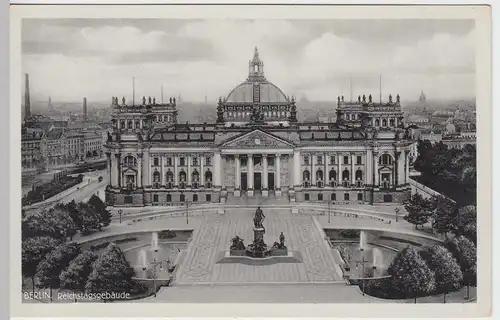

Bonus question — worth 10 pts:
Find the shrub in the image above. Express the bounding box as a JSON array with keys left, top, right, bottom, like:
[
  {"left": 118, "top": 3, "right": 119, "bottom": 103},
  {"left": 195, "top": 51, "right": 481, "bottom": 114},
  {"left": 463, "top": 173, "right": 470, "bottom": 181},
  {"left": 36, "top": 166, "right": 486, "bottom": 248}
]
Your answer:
[{"left": 158, "top": 230, "right": 177, "bottom": 239}]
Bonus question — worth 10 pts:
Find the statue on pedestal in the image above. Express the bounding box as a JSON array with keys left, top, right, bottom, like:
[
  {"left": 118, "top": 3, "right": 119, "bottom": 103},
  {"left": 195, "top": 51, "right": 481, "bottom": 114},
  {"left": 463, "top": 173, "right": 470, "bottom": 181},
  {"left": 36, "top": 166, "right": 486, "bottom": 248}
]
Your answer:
[{"left": 253, "top": 206, "right": 265, "bottom": 229}]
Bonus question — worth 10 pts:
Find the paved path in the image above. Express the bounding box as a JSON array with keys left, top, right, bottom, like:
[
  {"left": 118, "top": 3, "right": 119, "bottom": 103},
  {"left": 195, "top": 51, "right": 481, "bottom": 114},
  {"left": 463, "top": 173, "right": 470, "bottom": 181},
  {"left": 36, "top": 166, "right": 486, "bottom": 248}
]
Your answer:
[{"left": 175, "top": 208, "right": 342, "bottom": 285}]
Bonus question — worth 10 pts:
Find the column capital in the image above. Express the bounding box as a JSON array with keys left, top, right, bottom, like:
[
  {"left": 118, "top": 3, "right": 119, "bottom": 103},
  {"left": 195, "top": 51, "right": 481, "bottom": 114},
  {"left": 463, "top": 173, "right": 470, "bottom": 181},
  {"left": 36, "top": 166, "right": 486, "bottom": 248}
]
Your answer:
[
  {"left": 114, "top": 153, "right": 121, "bottom": 159},
  {"left": 137, "top": 152, "right": 143, "bottom": 158},
  {"left": 275, "top": 153, "right": 281, "bottom": 158}
]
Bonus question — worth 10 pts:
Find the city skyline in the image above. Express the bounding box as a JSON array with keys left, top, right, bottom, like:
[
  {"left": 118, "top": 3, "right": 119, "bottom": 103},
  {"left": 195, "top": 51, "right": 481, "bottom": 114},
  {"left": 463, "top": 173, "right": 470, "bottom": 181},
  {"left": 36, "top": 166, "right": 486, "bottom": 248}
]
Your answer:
[{"left": 22, "top": 19, "right": 475, "bottom": 103}]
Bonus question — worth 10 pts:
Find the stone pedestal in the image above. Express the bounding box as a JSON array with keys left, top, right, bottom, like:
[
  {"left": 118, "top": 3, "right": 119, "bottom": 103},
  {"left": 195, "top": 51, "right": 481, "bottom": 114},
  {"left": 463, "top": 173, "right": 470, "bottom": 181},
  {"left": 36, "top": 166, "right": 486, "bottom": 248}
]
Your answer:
[
  {"left": 262, "top": 189, "right": 269, "bottom": 197},
  {"left": 275, "top": 188, "right": 282, "bottom": 197},
  {"left": 248, "top": 189, "right": 254, "bottom": 196},
  {"left": 254, "top": 227, "right": 265, "bottom": 242},
  {"left": 234, "top": 189, "right": 241, "bottom": 197}
]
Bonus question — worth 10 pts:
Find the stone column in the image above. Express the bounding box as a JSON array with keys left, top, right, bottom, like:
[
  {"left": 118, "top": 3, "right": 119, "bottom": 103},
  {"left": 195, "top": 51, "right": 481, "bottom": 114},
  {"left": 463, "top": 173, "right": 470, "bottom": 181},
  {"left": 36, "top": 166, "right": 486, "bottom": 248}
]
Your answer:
[
  {"left": 351, "top": 153, "right": 355, "bottom": 184},
  {"left": 405, "top": 151, "right": 410, "bottom": 184},
  {"left": 262, "top": 154, "right": 268, "bottom": 196},
  {"left": 366, "top": 149, "right": 373, "bottom": 186},
  {"left": 234, "top": 155, "right": 240, "bottom": 196},
  {"left": 174, "top": 156, "right": 179, "bottom": 187},
  {"left": 337, "top": 154, "right": 342, "bottom": 184},
  {"left": 293, "top": 150, "right": 301, "bottom": 188},
  {"left": 374, "top": 153, "right": 379, "bottom": 187},
  {"left": 214, "top": 150, "right": 222, "bottom": 189},
  {"left": 275, "top": 154, "right": 282, "bottom": 196},
  {"left": 201, "top": 154, "right": 205, "bottom": 186},
  {"left": 187, "top": 155, "right": 192, "bottom": 187},
  {"left": 115, "top": 154, "right": 121, "bottom": 188},
  {"left": 160, "top": 156, "right": 165, "bottom": 186},
  {"left": 106, "top": 152, "right": 112, "bottom": 186},
  {"left": 247, "top": 154, "right": 254, "bottom": 196},
  {"left": 323, "top": 153, "right": 328, "bottom": 186},
  {"left": 144, "top": 150, "right": 150, "bottom": 187},
  {"left": 137, "top": 153, "right": 142, "bottom": 188},
  {"left": 395, "top": 151, "right": 402, "bottom": 186},
  {"left": 311, "top": 153, "right": 316, "bottom": 186}
]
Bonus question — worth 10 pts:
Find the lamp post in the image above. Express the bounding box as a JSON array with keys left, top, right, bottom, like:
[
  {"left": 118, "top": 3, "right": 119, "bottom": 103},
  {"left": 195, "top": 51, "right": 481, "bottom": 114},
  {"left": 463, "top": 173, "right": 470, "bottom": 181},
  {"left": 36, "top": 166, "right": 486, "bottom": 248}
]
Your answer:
[
  {"left": 118, "top": 209, "right": 123, "bottom": 224},
  {"left": 395, "top": 207, "right": 400, "bottom": 222},
  {"left": 185, "top": 199, "right": 189, "bottom": 225},
  {"left": 150, "top": 247, "right": 161, "bottom": 297},
  {"left": 328, "top": 200, "right": 331, "bottom": 224},
  {"left": 356, "top": 248, "right": 369, "bottom": 296}
]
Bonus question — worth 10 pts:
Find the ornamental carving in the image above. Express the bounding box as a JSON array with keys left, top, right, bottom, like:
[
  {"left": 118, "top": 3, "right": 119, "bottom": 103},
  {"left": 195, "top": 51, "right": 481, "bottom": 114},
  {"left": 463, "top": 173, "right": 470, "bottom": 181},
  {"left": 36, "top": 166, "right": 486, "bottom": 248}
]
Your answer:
[{"left": 222, "top": 130, "right": 294, "bottom": 149}]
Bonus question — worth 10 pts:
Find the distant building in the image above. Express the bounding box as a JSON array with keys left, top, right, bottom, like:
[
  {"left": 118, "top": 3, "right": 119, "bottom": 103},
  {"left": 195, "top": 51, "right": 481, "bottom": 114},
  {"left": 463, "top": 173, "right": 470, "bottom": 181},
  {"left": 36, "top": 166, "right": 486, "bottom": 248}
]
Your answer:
[
  {"left": 83, "top": 131, "right": 103, "bottom": 158},
  {"left": 418, "top": 90, "right": 427, "bottom": 104},
  {"left": 21, "top": 130, "right": 43, "bottom": 169}
]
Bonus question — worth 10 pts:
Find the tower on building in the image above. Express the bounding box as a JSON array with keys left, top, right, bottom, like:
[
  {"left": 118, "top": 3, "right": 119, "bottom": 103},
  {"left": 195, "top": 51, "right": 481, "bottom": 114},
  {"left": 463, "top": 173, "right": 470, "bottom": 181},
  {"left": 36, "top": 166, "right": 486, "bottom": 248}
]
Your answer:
[
  {"left": 419, "top": 90, "right": 427, "bottom": 104},
  {"left": 83, "top": 97, "right": 88, "bottom": 121},
  {"left": 247, "top": 46, "right": 266, "bottom": 82},
  {"left": 48, "top": 96, "right": 53, "bottom": 110},
  {"left": 24, "top": 73, "right": 31, "bottom": 120}
]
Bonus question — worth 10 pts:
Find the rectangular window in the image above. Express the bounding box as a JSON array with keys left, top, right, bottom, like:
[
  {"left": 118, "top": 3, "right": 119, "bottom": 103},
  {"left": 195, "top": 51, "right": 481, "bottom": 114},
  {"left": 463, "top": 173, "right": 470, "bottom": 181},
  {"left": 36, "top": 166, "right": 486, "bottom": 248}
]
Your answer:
[
  {"left": 304, "top": 193, "right": 310, "bottom": 201},
  {"left": 180, "top": 157, "right": 185, "bottom": 166},
  {"left": 153, "top": 157, "right": 159, "bottom": 166},
  {"left": 192, "top": 157, "right": 198, "bottom": 166},
  {"left": 356, "top": 156, "right": 362, "bottom": 165},
  {"left": 344, "top": 193, "right": 350, "bottom": 201},
  {"left": 304, "top": 156, "right": 309, "bottom": 166},
  {"left": 206, "top": 194, "right": 212, "bottom": 202},
  {"left": 317, "top": 156, "right": 322, "bottom": 165},
  {"left": 318, "top": 193, "right": 323, "bottom": 201},
  {"left": 357, "top": 193, "right": 363, "bottom": 201},
  {"left": 124, "top": 196, "right": 133, "bottom": 204},
  {"left": 193, "top": 194, "right": 198, "bottom": 202},
  {"left": 267, "top": 157, "right": 274, "bottom": 166},
  {"left": 166, "top": 194, "right": 172, "bottom": 202},
  {"left": 167, "top": 157, "right": 173, "bottom": 166},
  {"left": 206, "top": 157, "right": 212, "bottom": 166},
  {"left": 331, "top": 193, "right": 336, "bottom": 201},
  {"left": 330, "top": 156, "right": 335, "bottom": 165},
  {"left": 343, "top": 156, "right": 349, "bottom": 165},
  {"left": 153, "top": 194, "right": 159, "bottom": 202}
]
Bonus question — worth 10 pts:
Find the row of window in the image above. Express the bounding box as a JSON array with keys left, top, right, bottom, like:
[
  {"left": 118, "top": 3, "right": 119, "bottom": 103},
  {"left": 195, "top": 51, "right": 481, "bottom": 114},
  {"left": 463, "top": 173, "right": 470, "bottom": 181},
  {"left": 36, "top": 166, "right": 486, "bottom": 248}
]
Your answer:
[
  {"left": 152, "top": 156, "right": 212, "bottom": 167},
  {"left": 225, "top": 111, "right": 290, "bottom": 118},
  {"left": 304, "top": 155, "right": 363, "bottom": 166},
  {"left": 303, "top": 180, "right": 364, "bottom": 188},
  {"left": 150, "top": 193, "right": 212, "bottom": 203},
  {"left": 304, "top": 193, "right": 363, "bottom": 201}
]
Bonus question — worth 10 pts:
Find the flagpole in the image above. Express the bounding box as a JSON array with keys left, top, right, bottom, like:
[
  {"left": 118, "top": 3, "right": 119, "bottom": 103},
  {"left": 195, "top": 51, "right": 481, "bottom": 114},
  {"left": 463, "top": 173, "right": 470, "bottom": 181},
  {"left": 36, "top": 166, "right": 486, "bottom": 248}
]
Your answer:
[
  {"left": 132, "top": 77, "right": 135, "bottom": 106},
  {"left": 349, "top": 78, "right": 353, "bottom": 102},
  {"left": 161, "top": 84, "right": 164, "bottom": 103},
  {"left": 379, "top": 74, "right": 382, "bottom": 103}
]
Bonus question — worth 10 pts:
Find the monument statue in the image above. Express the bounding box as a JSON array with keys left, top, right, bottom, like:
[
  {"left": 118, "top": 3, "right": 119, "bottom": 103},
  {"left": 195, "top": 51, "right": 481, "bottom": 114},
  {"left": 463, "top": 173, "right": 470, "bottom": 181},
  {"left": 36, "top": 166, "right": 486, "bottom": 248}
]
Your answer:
[
  {"left": 279, "top": 232, "right": 285, "bottom": 248},
  {"left": 230, "top": 236, "right": 245, "bottom": 250},
  {"left": 253, "top": 206, "right": 265, "bottom": 229}
]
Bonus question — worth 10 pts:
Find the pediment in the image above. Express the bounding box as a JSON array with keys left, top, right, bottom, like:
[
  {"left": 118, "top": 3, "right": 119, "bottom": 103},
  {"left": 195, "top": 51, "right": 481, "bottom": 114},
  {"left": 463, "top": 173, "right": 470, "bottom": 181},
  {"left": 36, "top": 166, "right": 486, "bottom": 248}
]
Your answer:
[
  {"left": 123, "top": 167, "right": 137, "bottom": 174},
  {"left": 220, "top": 129, "right": 295, "bottom": 149}
]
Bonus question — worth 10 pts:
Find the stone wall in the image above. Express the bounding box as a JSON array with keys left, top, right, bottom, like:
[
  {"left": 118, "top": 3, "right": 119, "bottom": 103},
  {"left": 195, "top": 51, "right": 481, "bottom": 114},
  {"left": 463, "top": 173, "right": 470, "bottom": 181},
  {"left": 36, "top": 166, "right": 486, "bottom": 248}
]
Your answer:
[
  {"left": 222, "top": 155, "right": 235, "bottom": 188},
  {"left": 281, "top": 154, "right": 291, "bottom": 187},
  {"left": 372, "top": 189, "right": 410, "bottom": 204},
  {"left": 106, "top": 188, "right": 221, "bottom": 206}
]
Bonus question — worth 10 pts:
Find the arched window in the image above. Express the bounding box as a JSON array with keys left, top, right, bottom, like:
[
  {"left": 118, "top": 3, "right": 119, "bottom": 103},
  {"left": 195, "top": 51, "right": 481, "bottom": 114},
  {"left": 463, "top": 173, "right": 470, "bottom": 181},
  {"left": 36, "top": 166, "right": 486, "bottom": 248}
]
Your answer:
[
  {"left": 123, "top": 155, "right": 137, "bottom": 167},
  {"left": 179, "top": 170, "right": 186, "bottom": 182},
  {"left": 375, "top": 119, "right": 380, "bottom": 126},
  {"left": 128, "top": 120, "right": 133, "bottom": 129},
  {"left": 192, "top": 170, "right": 199, "bottom": 182},
  {"left": 390, "top": 119, "right": 395, "bottom": 127},
  {"left": 152, "top": 171, "right": 161, "bottom": 188},
  {"left": 355, "top": 169, "right": 363, "bottom": 181},
  {"left": 316, "top": 169, "right": 323, "bottom": 181},
  {"left": 120, "top": 120, "right": 125, "bottom": 128},
  {"left": 329, "top": 169, "right": 337, "bottom": 181},
  {"left": 342, "top": 169, "right": 350, "bottom": 181},
  {"left": 382, "top": 119, "right": 387, "bottom": 127},
  {"left": 166, "top": 170, "right": 174, "bottom": 182},
  {"left": 303, "top": 170, "right": 310, "bottom": 181},
  {"left": 380, "top": 154, "right": 393, "bottom": 165},
  {"left": 193, "top": 194, "right": 198, "bottom": 202},
  {"left": 205, "top": 170, "right": 213, "bottom": 188},
  {"left": 135, "top": 120, "right": 140, "bottom": 128}
]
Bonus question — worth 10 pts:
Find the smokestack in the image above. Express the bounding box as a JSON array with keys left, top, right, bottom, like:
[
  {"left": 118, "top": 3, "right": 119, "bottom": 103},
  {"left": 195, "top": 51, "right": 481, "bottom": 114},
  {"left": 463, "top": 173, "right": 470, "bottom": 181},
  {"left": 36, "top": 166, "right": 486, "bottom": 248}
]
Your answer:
[
  {"left": 24, "top": 73, "right": 31, "bottom": 120},
  {"left": 83, "top": 97, "right": 87, "bottom": 121}
]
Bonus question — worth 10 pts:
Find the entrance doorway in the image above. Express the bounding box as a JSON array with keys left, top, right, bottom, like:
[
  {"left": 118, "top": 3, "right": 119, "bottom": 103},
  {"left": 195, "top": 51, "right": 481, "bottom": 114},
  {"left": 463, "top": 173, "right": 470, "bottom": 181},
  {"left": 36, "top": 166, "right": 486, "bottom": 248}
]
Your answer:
[
  {"left": 241, "top": 172, "right": 248, "bottom": 191},
  {"left": 254, "top": 172, "right": 262, "bottom": 190},
  {"left": 268, "top": 172, "right": 275, "bottom": 190}
]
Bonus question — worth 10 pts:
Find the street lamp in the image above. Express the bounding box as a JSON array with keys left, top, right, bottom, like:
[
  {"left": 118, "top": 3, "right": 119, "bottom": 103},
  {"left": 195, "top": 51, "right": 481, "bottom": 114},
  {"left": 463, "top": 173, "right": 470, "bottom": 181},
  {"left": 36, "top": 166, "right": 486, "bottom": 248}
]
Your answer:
[
  {"left": 395, "top": 207, "right": 400, "bottom": 222},
  {"left": 328, "top": 200, "right": 331, "bottom": 224},
  {"left": 118, "top": 209, "right": 123, "bottom": 224},
  {"left": 356, "top": 248, "right": 369, "bottom": 296},
  {"left": 150, "top": 247, "right": 161, "bottom": 297},
  {"left": 185, "top": 199, "right": 189, "bottom": 225}
]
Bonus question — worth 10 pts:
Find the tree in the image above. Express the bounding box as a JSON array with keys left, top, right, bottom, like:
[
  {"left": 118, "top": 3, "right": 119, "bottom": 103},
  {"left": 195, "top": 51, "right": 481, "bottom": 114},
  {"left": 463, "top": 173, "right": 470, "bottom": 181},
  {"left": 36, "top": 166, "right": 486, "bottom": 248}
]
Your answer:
[
  {"left": 88, "top": 194, "right": 112, "bottom": 227},
  {"left": 36, "top": 242, "right": 81, "bottom": 301},
  {"left": 446, "top": 236, "right": 477, "bottom": 299},
  {"left": 22, "top": 236, "right": 60, "bottom": 293},
  {"left": 22, "top": 208, "right": 77, "bottom": 240},
  {"left": 404, "top": 194, "right": 433, "bottom": 229},
  {"left": 419, "top": 245, "right": 463, "bottom": 303},
  {"left": 453, "top": 205, "right": 477, "bottom": 243},
  {"left": 86, "top": 243, "right": 146, "bottom": 299},
  {"left": 78, "top": 203, "right": 103, "bottom": 234},
  {"left": 431, "top": 196, "right": 458, "bottom": 236},
  {"left": 55, "top": 200, "right": 82, "bottom": 230},
  {"left": 388, "top": 246, "right": 435, "bottom": 303},
  {"left": 60, "top": 251, "right": 98, "bottom": 301}
]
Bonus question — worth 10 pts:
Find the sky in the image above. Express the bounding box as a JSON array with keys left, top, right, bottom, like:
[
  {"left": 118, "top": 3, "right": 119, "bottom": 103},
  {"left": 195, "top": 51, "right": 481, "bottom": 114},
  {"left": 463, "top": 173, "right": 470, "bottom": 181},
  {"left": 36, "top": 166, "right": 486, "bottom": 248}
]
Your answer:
[{"left": 22, "top": 19, "right": 476, "bottom": 103}]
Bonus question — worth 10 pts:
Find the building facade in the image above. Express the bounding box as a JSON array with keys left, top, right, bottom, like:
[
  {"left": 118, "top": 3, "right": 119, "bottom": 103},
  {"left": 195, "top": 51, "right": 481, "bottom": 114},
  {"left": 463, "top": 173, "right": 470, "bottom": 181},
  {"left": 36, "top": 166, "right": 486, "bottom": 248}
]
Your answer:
[{"left": 105, "top": 48, "right": 414, "bottom": 207}]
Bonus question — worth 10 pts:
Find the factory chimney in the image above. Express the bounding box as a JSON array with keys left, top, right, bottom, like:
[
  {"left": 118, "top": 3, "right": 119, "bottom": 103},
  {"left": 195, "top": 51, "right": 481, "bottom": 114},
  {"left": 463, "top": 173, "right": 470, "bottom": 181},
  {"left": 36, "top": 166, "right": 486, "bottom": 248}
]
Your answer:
[
  {"left": 83, "top": 97, "right": 87, "bottom": 121},
  {"left": 24, "top": 73, "right": 31, "bottom": 120}
]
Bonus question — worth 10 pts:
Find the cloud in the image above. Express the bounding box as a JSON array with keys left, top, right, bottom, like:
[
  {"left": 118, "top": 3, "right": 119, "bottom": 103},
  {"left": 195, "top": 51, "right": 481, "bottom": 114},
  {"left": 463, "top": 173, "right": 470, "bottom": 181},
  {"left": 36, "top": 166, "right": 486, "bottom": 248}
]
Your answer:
[{"left": 21, "top": 19, "right": 476, "bottom": 102}]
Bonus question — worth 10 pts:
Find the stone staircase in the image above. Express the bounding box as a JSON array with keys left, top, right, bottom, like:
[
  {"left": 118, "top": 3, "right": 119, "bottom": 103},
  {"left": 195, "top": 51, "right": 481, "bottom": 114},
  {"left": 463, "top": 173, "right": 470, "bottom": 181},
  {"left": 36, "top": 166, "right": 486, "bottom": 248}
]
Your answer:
[{"left": 225, "top": 191, "right": 289, "bottom": 206}]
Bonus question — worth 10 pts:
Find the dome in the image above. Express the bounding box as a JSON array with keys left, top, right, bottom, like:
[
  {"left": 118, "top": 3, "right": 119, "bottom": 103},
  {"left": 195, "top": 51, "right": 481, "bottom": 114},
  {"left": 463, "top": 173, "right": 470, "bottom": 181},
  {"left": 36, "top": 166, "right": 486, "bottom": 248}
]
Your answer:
[{"left": 225, "top": 81, "right": 289, "bottom": 103}]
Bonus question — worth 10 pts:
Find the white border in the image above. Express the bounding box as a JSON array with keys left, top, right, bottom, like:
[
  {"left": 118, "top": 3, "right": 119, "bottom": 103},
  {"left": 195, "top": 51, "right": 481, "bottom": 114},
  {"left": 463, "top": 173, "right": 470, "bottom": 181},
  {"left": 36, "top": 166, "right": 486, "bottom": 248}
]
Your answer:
[{"left": 8, "top": 3, "right": 492, "bottom": 318}]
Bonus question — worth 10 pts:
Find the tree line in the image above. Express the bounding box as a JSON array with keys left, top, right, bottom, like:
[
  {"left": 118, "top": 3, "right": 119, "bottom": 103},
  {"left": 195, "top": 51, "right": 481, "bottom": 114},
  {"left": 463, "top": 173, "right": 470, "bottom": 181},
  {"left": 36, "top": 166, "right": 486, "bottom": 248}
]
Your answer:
[
  {"left": 413, "top": 141, "right": 476, "bottom": 205},
  {"left": 22, "top": 195, "right": 146, "bottom": 302}
]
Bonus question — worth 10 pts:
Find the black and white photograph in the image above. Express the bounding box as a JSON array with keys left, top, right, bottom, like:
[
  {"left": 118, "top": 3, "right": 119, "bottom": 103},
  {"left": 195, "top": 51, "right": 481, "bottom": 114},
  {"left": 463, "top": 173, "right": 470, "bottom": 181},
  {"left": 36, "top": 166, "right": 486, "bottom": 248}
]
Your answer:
[{"left": 10, "top": 4, "right": 492, "bottom": 318}]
